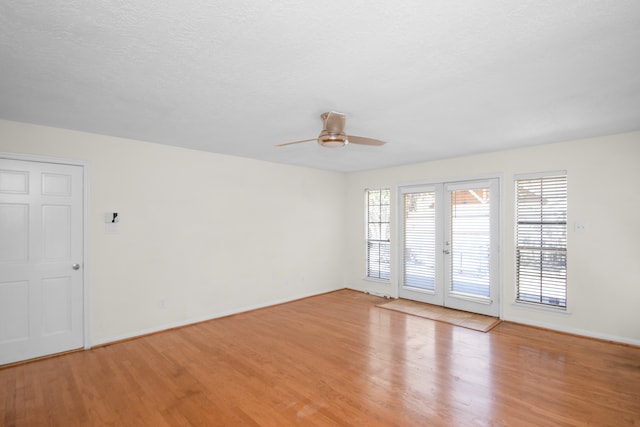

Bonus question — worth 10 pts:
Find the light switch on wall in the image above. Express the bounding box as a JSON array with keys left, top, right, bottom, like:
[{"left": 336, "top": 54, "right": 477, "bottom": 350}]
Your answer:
[
  {"left": 104, "top": 212, "right": 119, "bottom": 223},
  {"left": 104, "top": 212, "right": 120, "bottom": 234}
]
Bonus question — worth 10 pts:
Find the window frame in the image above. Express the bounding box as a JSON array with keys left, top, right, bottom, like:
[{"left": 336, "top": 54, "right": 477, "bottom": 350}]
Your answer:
[
  {"left": 514, "top": 171, "right": 568, "bottom": 309},
  {"left": 365, "top": 188, "right": 391, "bottom": 282}
]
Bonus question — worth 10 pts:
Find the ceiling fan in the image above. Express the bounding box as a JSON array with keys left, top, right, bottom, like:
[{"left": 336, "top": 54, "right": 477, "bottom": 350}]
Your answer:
[{"left": 276, "top": 111, "right": 386, "bottom": 148}]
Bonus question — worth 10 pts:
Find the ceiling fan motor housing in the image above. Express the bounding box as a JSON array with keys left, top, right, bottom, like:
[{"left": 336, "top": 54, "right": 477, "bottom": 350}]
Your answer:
[{"left": 318, "top": 130, "right": 348, "bottom": 148}]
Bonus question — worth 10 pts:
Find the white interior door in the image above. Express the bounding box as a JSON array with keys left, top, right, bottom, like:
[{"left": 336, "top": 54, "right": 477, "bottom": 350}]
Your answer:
[
  {"left": 0, "top": 158, "right": 84, "bottom": 365},
  {"left": 399, "top": 179, "right": 500, "bottom": 317}
]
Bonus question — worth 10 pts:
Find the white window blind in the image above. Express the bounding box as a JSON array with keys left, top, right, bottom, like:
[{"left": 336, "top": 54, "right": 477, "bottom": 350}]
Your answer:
[
  {"left": 515, "top": 174, "right": 567, "bottom": 308},
  {"left": 402, "top": 191, "right": 436, "bottom": 290},
  {"left": 366, "top": 188, "right": 390, "bottom": 280},
  {"left": 449, "top": 187, "right": 491, "bottom": 297}
]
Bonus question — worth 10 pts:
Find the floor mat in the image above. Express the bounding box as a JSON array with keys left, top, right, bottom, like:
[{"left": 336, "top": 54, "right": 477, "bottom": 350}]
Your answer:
[{"left": 376, "top": 298, "right": 500, "bottom": 332}]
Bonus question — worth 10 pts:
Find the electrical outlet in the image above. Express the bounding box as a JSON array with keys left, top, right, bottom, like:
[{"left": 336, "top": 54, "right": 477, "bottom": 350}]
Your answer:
[{"left": 574, "top": 223, "right": 587, "bottom": 233}]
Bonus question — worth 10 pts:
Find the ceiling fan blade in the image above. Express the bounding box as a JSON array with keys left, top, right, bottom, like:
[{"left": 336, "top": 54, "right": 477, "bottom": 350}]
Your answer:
[
  {"left": 275, "top": 138, "right": 316, "bottom": 147},
  {"left": 323, "top": 111, "right": 346, "bottom": 134},
  {"left": 348, "top": 135, "right": 386, "bottom": 146}
]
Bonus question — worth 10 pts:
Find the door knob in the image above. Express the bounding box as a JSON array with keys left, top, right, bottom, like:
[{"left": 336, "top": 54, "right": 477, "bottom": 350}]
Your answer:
[
  {"left": 72, "top": 263, "right": 80, "bottom": 270},
  {"left": 443, "top": 249, "right": 450, "bottom": 254}
]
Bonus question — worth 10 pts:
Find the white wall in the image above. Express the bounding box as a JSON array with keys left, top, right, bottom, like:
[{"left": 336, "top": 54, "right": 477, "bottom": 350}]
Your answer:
[
  {"left": 345, "top": 132, "right": 640, "bottom": 345},
  {"left": 3, "top": 119, "right": 639, "bottom": 346},
  {"left": 0, "top": 120, "right": 346, "bottom": 345}
]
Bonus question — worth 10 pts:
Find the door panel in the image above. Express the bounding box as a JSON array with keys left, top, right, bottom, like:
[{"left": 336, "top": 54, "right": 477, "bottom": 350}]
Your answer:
[
  {"left": 0, "top": 169, "right": 29, "bottom": 193},
  {"left": 0, "top": 281, "right": 29, "bottom": 342},
  {"left": 0, "top": 204, "right": 29, "bottom": 261},
  {"left": 444, "top": 180, "right": 499, "bottom": 316},
  {"left": 399, "top": 179, "right": 500, "bottom": 317},
  {"left": 43, "top": 204, "right": 72, "bottom": 260},
  {"left": 0, "top": 158, "right": 84, "bottom": 365},
  {"left": 42, "top": 277, "right": 73, "bottom": 335},
  {"left": 399, "top": 185, "right": 443, "bottom": 304},
  {"left": 403, "top": 190, "right": 436, "bottom": 291}
]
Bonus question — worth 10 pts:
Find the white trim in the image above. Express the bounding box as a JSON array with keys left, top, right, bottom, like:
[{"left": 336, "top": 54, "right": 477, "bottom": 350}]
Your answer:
[
  {"left": 396, "top": 183, "right": 442, "bottom": 304},
  {"left": 362, "top": 277, "right": 391, "bottom": 285},
  {"left": 364, "top": 187, "right": 391, "bottom": 281},
  {"left": 445, "top": 179, "right": 495, "bottom": 192},
  {"left": 513, "top": 169, "right": 567, "bottom": 181},
  {"left": 361, "top": 289, "right": 394, "bottom": 299},
  {"left": 513, "top": 172, "right": 569, "bottom": 311},
  {"left": 346, "top": 287, "right": 394, "bottom": 299},
  {"left": 0, "top": 151, "right": 92, "bottom": 350},
  {"left": 91, "top": 287, "right": 340, "bottom": 347},
  {"left": 0, "top": 151, "right": 87, "bottom": 167},
  {"left": 503, "top": 315, "right": 640, "bottom": 347},
  {"left": 511, "top": 301, "right": 571, "bottom": 315},
  {"left": 449, "top": 292, "right": 492, "bottom": 305},
  {"left": 397, "top": 171, "right": 504, "bottom": 190},
  {"left": 82, "top": 165, "right": 91, "bottom": 349},
  {"left": 400, "top": 285, "right": 436, "bottom": 295}
]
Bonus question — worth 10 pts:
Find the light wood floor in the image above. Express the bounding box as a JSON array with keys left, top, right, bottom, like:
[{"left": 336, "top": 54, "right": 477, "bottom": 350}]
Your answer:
[{"left": 2, "top": 289, "right": 639, "bottom": 426}]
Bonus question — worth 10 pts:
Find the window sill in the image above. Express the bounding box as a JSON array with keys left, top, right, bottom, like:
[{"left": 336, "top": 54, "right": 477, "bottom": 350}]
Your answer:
[
  {"left": 511, "top": 301, "right": 571, "bottom": 315},
  {"left": 363, "top": 277, "right": 391, "bottom": 285}
]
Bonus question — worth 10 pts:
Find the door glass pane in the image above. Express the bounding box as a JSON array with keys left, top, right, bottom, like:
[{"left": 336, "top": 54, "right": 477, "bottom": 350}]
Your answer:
[
  {"left": 449, "top": 187, "right": 491, "bottom": 297},
  {"left": 403, "top": 192, "right": 436, "bottom": 291}
]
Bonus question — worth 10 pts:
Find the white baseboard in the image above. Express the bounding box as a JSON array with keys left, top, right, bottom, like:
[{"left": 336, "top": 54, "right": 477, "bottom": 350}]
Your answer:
[
  {"left": 90, "top": 286, "right": 341, "bottom": 348},
  {"left": 90, "top": 288, "right": 640, "bottom": 349},
  {"left": 503, "top": 315, "right": 640, "bottom": 347},
  {"left": 345, "top": 286, "right": 394, "bottom": 299}
]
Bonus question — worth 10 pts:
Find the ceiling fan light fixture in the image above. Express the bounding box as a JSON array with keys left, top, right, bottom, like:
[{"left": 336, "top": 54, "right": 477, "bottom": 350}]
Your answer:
[
  {"left": 318, "top": 131, "right": 348, "bottom": 148},
  {"left": 276, "top": 111, "right": 385, "bottom": 148}
]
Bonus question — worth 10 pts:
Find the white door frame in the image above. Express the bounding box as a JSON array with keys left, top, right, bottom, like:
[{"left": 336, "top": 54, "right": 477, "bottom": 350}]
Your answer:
[
  {"left": 396, "top": 174, "right": 502, "bottom": 318},
  {"left": 442, "top": 178, "right": 500, "bottom": 316},
  {"left": 1, "top": 152, "right": 91, "bottom": 351}
]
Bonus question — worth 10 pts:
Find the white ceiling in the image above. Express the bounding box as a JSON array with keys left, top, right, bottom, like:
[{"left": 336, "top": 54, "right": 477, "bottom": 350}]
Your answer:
[{"left": 1, "top": 1, "right": 639, "bottom": 172}]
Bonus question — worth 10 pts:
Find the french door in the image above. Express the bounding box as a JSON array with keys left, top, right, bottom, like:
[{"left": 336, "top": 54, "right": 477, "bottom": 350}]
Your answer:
[{"left": 398, "top": 179, "right": 500, "bottom": 317}]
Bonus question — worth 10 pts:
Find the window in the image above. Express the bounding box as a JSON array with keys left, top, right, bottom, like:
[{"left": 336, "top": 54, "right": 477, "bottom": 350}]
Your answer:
[
  {"left": 515, "top": 173, "right": 567, "bottom": 308},
  {"left": 366, "top": 188, "right": 390, "bottom": 280},
  {"left": 402, "top": 189, "right": 436, "bottom": 291}
]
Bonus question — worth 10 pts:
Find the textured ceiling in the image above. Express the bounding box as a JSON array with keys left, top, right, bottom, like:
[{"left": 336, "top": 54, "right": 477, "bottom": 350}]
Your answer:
[{"left": 1, "top": 1, "right": 639, "bottom": 172}]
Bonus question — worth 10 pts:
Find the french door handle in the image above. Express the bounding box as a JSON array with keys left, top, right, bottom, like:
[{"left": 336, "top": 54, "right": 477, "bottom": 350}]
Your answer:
[{"left": 443, "top": 249, "right": 450, "bottom": 254}]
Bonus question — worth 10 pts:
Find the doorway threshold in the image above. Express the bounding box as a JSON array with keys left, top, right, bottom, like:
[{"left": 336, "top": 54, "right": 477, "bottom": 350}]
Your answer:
[{"left": 377, "top": 298, "right": 500, "bottom": 332}]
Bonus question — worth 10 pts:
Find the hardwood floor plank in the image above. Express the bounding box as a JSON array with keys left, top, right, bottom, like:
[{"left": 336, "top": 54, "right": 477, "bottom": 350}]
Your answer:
[{"left": 1, "top": 289, "right": 639, "bottom": 426}]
